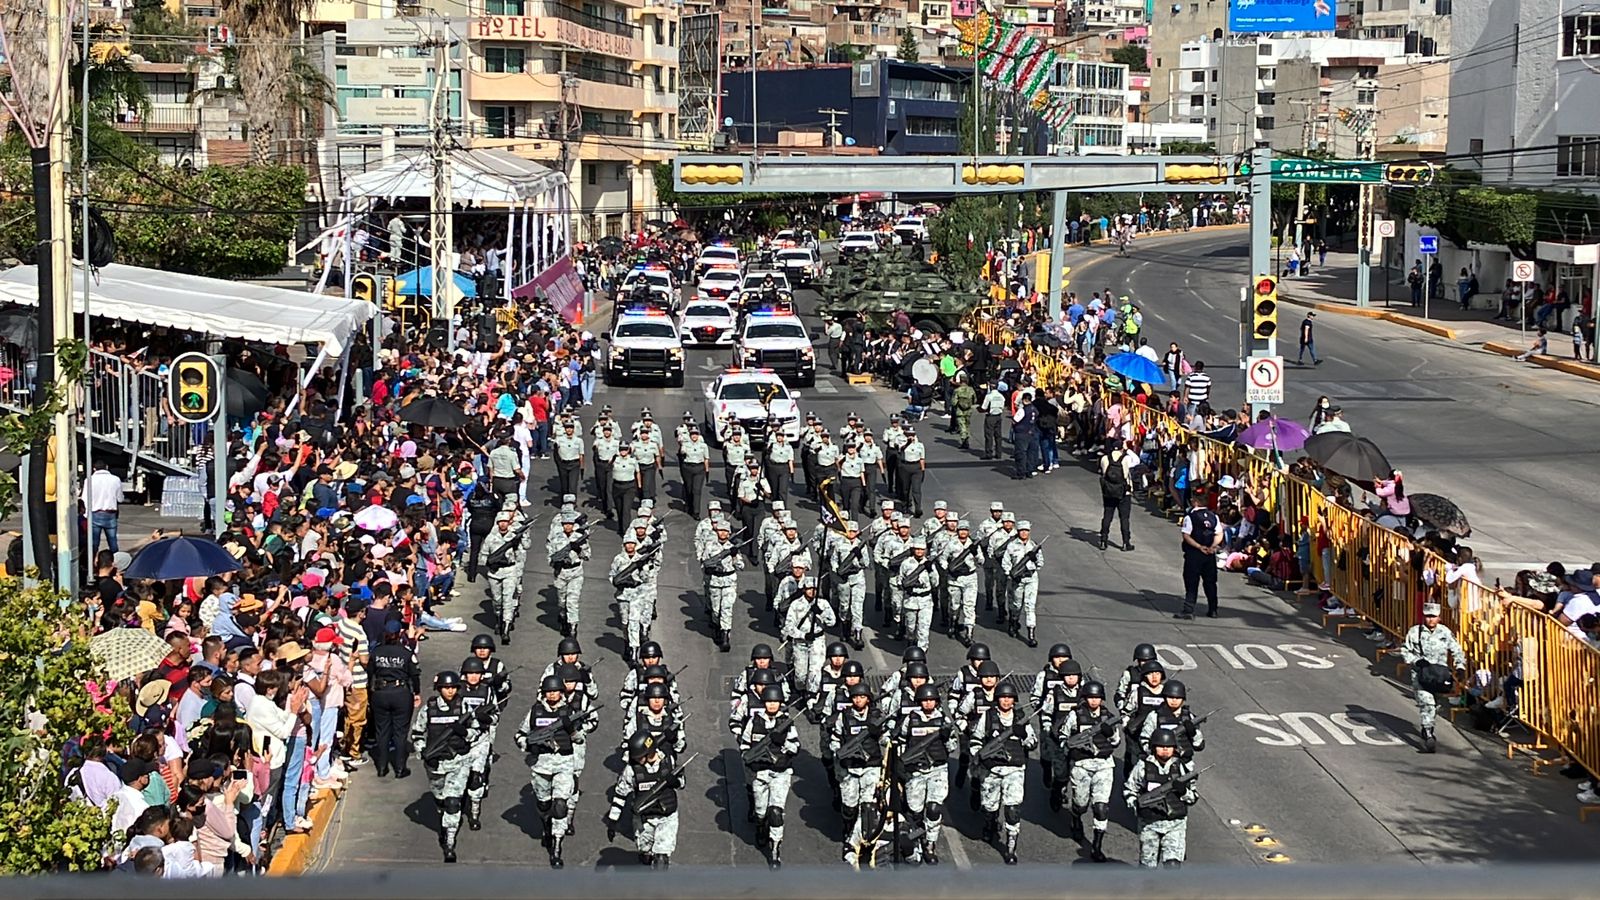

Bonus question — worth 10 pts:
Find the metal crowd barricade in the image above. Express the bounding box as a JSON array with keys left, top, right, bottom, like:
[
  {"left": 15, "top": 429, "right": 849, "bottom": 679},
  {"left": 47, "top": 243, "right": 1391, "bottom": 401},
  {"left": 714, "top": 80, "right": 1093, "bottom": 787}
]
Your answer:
[{"left": 961, "top": 308, "right": 1600, "bottom": 783}]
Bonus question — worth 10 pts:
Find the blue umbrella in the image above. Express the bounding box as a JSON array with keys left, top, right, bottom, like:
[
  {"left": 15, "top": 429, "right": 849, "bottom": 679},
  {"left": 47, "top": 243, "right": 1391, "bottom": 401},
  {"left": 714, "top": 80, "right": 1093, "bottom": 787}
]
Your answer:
[
  {"left": 124, "top": 536, "right": 243, "bottom": 581},
  {"left": 1104, "top": 351, "right": 1166, "bottom": 386},
  {"left": 393, "top": 266, "right": 478, "bottom": 299}
]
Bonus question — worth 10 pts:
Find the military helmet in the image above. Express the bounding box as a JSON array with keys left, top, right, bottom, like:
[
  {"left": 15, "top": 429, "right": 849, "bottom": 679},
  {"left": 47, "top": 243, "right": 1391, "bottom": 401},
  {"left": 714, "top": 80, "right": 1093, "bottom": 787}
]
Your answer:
[
  {"left": 995, "top": 682, "right": 1019, "bottom": 700},
  {"left": 977, "top": 660, "right": 1001, "bottom": 678},
  {"left": 1059, "top": 659, "right": 1083, "bottom": 677},
  {"left": 1163, "top": 680, "right": 1188, "bottom": 700},
  {"left": 967, "top": 642, "right": 992, "bottom": 662},
  {"left": 628, "top": 731, "right": 657, "bottom": 761},
  {"left": 557, "top": 663, "right": 582, "bottom": 683},
  {"left": 639, "top": 641, "right": 664, "bottom": 660},
  {"left": 1082, "top": 681, "right": 1107, "bottom": 699},
  {"left": 643, "top": 682, "right": 671, "bottom": 701},
  {"left": 1048, "top": 642, "right": 1072, "bottom": 660},
  {"left": 540, "top": 675, "right": 565, "bottom": 694},
  {"left": 848, "top": 683, "right": 872, "bottom": 699},
  {"left": 905, "top": 661, "right": 930, "bottom": 680},
  {"left": 751, "top": 642, "right": 774, "bottom": 660},
  {"left": 461, "top": 657, "right": 487, "bottom": 675},
  {"left": 470, "top": 633, "right": 497, "bottom": 652},
  {"left": 751, "top": 669, "right": 777, "bottom": 687},
  {"left": 760, "top": 685, "right": 785, "bottom": 704},
  {"left": 1139, "top": 660, "right": 1165, "bottom": 677},
  {"left": 826, "top": 641, "right": 850, "bottom": 659},
  {"left": 841, "top": 660, "right": 866, "bottom": 679},
  {"left": 1133, "top": 642, "right": 1157, "bottom": 662},
  {"left": 558, "top": 637, "right": 583, "bottom": 656},
  {"left": 914, "top": 684, "right": 940, "bottom": 704},
  {"left": 642, "top": 664, "right": 669, "bottom": 681},
  {"left": 1150, "top": 728, "right": 1180, "bottom": 749},
  {"left": 434, "top": 670, "right": 461, "bottom": 689},
  {"left": 902, "top": 646, "right": 927, "bottom": 664}
]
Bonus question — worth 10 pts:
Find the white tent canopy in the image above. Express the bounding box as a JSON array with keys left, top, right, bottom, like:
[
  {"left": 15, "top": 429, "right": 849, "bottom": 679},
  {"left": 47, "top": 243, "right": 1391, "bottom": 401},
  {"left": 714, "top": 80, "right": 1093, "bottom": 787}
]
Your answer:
[
  {"left": 343, "top": 147, "right": 564, "bottom": 206},
  {"left": 0, "top": 263, "right": 375, "bottom": 356}
]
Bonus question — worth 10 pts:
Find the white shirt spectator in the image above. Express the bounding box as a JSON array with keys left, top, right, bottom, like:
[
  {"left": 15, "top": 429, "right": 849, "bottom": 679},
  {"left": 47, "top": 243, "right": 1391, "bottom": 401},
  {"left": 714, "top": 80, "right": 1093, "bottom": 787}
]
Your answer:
[
  {"left": 109, "top": 784, "right": 149, "bottom": 836},
  {"left": 83, "top": 466, "right": 123, "bottom": 513},
  {"left": 160, "top": 840, "right": 216, "bottom": 878}
]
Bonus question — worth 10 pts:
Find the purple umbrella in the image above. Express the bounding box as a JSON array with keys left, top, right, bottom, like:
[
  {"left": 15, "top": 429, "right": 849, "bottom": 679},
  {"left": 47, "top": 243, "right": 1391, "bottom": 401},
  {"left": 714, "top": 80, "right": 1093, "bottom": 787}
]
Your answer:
[{"left": 1237, "top": 416, "right": 1311, "bottom": 451}]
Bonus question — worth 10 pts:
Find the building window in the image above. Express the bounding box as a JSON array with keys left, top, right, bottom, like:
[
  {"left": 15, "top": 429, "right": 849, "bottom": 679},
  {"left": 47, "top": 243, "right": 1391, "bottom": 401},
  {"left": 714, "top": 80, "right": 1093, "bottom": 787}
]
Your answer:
[
  {"left": 1557, "top": 135, "right": 1600, "bottom": 176},
  {"left": 1257, "top": 91, "right": 1273, "bottom": 106},
  {"left": 484, "top": 46, "right": 525, "bottom": 73},
  {"left": 1190, "top": 71, "right": 1205, "bottom": 83},
  {"left": 485, "top": 0, "right": 523, "bottom": 12},
  {"left": 1356, "top": 88, "right": 1376, "bottom": 104},
  {"left": 889, "top": 77, "right": 960, "bottom": 101},
  {"left": 1256, "top": 115, "right": 1275, "bottom": 130},
  {"left": 1257, "top": 42, "right": 1272, "bottom": 55},
  {"left": 484, "top": 105, "right": 517, "bottom": 138},
  {"left": 1257, "top": 66, "right": 1276, "bottom": 80},
  {"left": 1468, "top": 137, "right": 1483, "bottom": 159},
  {"left": 1562, "top": 14, "right": 1600, "bottom": 56},
  {"left": 905, "top": 116, "right": 958, "bottom": 136},
  {"left": 585, "top": 163, "right": 597, "bottom": 185}
]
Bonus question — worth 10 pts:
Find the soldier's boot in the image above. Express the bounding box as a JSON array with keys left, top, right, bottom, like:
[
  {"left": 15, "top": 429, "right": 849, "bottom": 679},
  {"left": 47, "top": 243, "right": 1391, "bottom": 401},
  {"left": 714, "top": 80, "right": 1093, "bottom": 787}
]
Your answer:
[
  {"left": 923, "top": 839, "right": 939, "bottom": 865},
  {"left": 841, "top": 805, "right": 859, "bottom": 848},
  {"left": 1067, "top": 810, "right": 1084, "bottom": 841},
  {"left": 466, "top": 796, "right": 483, "bottom": 831},
  {"left": 1422, "top": 726, "right": 1437, "bottom": 753},
  {"left": 746, "top": 786, "right": 758, "bottom": 823},
  {"left": 501, "top": 624, "right": 512, "bottom": 646},
  {"left": 655, "top": 854, "right": 670, "bottom": 869},
  {"left": 960, "top": 627, "right": 973, "bottom": 647},
  {"left": 638, "top": 852, "right": 654, "bottom": 866},
  {"left": 768, "top": 839, "right": 782, "bottom": 869},
  {"left": 1025, "top": 627, "right": 1038, "bottom": 649},
  {"left": 548, "top": 833, "right": 565, "bottom": 869},
  {"left": 996, "top": 605, "right": 1008, "bottom": 625},
  {"left": 1002, "top": 831, "right": 1019, "bottom": 866},
  {"left": 983, "top": 587, "right": 993, "bottom": 612},
  {"left": 1090, "top": 829, "right": 1107, "bottom": 863},
  {"left": 850, "top": 629, "right": 865, "bottom": 651},
  {"left": 981, "top": 812, "right": 996, "bottom": 843},
  {"left": 718, "top": 628, "right": 731, "bottom": 652},
  {"left": 561, "top": 621, "right": 572, "bottom": 638},
  {"left": 439, "top": 829, "right": 456, "bottom": 864},
  {"left": 1161, "top": 860, "right": 1181, "bottom": 868},
  {"left": 960, "top": 438, "right": 970, "bottom": 450}
]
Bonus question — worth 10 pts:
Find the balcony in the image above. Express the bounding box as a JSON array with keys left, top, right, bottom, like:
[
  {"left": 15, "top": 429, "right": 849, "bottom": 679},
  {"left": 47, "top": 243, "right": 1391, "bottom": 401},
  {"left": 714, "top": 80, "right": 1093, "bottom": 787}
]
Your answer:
[
  {"left": 113, "top": 103, "right": 198, "bottom": 134},
  {"left": 525, "top": 1, "right": 641, "bottom": 39},
  {"left": 465, "top": 69, "right": 646, "bottom": 110}
]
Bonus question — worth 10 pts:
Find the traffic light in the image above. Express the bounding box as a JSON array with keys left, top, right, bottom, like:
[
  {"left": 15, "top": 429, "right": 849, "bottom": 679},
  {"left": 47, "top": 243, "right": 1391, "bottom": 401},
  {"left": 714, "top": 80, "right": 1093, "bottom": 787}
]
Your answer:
[
  {"left": 351, "top": 272, "right": 377, "bottom": 303},
  {"left": 679, "top": 163, "right": 746, "bottom": 185},
  {"left": 1165, "top": 163, "right": 1227, "bottom": 184},
  {"left": 1384, "top": 163, "right": 1434, "bottom": 185},
  {"left": 169, "top": 352, "right": 220, "bottom": 424},
  {"left": 961, "top": 163, "right": 1026, "bottom": 185},
  {"left": 1252, "top": 274, "right": 1279, "bottom": 340}
]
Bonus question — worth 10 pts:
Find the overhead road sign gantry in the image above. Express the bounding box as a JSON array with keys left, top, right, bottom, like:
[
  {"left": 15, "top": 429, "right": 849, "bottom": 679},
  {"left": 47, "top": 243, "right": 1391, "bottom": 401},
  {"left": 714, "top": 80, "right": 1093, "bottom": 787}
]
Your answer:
[
  {"left": 672, "top": 155, "right": 1248, "bottom": 194},
  {"left": 1269, "top": 158, "right": 1384, "bottom": 184}
]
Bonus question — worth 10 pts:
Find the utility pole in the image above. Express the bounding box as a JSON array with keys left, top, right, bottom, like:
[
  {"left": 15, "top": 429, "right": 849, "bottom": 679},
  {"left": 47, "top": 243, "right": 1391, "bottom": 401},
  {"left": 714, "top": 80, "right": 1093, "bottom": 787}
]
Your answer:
[
  {"left": 818, "top": 107, "right": 847, "bottom": 148},
  {"left": 1349, "top": 108, "right": 1376, "bottom": 308},
  {"left": 1289, "top": 99, "right": 1315, "bottom": 268},
  {"left": 38, "top": 0, "right": 77, "bottom": 591},
  {"left": 748, "top": 0, "right": 758, "bottom": 151},
  {"left": 426, "top": 22, "right": 455, "bottom": 350},
  {"left": 1248, "top": 146, "right": 1274, "bottom": 419}
]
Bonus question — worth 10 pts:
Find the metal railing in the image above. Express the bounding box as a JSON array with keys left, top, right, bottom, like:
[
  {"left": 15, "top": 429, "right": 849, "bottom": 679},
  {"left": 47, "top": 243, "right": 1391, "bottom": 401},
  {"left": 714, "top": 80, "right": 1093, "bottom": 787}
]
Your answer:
[
  {"left": 114, "top": 103, "right": 199, "bottom": 132},
  {"left": 528, "top": 0, "right": 641, "bottom": 38}
]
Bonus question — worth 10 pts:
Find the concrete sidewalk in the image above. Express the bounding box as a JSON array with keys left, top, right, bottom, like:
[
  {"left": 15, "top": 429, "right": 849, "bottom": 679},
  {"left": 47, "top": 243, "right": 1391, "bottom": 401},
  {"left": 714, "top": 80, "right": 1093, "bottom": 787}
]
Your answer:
[{"left": 1279, "top": 248, "right": 1600, "bottom": 382}]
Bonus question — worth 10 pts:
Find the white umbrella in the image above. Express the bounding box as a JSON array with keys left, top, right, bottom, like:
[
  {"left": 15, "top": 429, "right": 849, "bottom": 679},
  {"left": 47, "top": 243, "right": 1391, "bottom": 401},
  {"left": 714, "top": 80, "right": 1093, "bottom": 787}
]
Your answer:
[{"left": 354, "top": 505, "right": 400, "bottom": 532}]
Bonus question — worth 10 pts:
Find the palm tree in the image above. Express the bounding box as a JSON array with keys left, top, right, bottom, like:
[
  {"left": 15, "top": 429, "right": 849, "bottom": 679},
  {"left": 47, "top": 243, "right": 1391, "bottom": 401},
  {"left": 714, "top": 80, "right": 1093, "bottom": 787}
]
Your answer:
[{"left": 217, "top": 0, "right": 316, "bottom": 164}]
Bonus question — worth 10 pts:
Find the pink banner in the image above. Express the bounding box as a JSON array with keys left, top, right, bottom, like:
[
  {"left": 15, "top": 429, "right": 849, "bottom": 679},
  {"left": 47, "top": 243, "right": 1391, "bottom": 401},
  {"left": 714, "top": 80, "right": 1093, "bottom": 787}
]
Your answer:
[{"left": 513, "top": 255, "right": 585, "bottom": 321}]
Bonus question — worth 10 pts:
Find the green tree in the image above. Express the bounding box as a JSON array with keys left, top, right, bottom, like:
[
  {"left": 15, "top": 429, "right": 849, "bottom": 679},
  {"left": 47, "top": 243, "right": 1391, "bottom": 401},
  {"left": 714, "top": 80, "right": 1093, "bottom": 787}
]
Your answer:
[
  {"left": 1159, "top": 139, "right": 1215, "bottom": 155},
  {"left": 897, "top": 28, "right": 920, "bottom": 62},
  {"left": 217, "top": 0, "right": 317, "bottom": 163},
  {"left": 1110, "top": 45, "right": 1148, "bottom": 72},
  {"left": 828, "top": 43, "right": 868, "bottom": 63},
  {"left": 126, "top": 0, "right": 201, "bottom": 65}
]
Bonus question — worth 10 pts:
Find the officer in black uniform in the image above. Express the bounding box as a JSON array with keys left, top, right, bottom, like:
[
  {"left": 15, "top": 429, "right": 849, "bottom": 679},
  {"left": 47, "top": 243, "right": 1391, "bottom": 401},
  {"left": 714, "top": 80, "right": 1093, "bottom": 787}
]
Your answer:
[
  {"left": 1177, "top": 486, "right": 1223, "bottom": 619},
  {"left": 466, "top": 480, "right": 501, "bottom": 582},
  {"left": 368, "top": 618, "right": 421, "bottom": 778}
]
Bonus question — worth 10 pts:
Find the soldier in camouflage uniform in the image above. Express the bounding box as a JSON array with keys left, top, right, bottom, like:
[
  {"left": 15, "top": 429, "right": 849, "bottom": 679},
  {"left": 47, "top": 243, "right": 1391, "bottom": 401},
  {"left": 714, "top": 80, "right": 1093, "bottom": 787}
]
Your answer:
[
  {"left": 1401, "top": 601, "right": 1466, "bottom": 753},
  {"left": 1059, "top": 680, "right": 1119, "bottom": 862},
  {"left": 894, "top": 683, "right": 958, "bottom": 864},
  {"left": 411, "top": 671, "right": 484, "bottom": 863},
  {"left": 698, "top": 519, "right": 745, "bottom": 652},
  {"left": 829, "top": 519, "right": 870, "bottom": 650},
  {"left": 1124, "top": 727, "right": 1199, "bottom": 868},
  {"left": 898, "top": 536, "right": 939, "bottom": 651},
  {"left": 547, "top": 511, "right": 590, "bottom": 638},
  {"left": 515, "top": 675, "right": 582, "bottom": 868}
]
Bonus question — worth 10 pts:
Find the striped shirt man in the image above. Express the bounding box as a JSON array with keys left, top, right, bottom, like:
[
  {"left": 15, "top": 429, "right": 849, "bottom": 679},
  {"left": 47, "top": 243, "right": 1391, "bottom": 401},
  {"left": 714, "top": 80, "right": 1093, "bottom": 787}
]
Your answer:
[
  {"left": 337, "top": 610, "right": 368, "bottom": 689},
  {"left": 1184, "top": 363, "right": 1212, "bottom": 411}
]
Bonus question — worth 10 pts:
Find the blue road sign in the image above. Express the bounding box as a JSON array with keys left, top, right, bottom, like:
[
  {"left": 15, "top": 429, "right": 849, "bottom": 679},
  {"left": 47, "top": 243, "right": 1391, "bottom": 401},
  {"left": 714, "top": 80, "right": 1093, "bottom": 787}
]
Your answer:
[{"left": 1418, "top": 235, "right": 1438, "bottom": 255}]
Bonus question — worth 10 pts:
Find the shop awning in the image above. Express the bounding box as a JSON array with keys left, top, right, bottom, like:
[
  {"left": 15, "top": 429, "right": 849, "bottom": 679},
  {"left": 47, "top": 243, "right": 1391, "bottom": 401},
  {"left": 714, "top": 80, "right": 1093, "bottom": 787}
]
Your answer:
[{"left": 0, "top": 263, "right": 375, "bottom": 356}]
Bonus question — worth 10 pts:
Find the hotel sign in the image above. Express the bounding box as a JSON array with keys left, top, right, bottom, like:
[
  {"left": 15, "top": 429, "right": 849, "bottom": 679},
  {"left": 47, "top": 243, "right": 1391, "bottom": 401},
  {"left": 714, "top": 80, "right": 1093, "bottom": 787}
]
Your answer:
[{"left": 473, "top": 16, "right": 635, "bottom": 56}]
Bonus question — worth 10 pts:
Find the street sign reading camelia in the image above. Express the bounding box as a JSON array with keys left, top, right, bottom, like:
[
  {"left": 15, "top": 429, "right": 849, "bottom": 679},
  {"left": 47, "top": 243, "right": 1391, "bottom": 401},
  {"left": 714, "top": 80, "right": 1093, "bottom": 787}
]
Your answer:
[{"left": 1269, "top": 158, "right": 1384, "bottom": 184}]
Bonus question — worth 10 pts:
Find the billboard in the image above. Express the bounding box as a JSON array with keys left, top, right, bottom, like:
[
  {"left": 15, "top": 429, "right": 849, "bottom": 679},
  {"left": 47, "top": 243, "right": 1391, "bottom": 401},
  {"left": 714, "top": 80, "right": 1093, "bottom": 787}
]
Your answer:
[{"left": 1228, "top": 0, "right": 1336, "bottom": 33}]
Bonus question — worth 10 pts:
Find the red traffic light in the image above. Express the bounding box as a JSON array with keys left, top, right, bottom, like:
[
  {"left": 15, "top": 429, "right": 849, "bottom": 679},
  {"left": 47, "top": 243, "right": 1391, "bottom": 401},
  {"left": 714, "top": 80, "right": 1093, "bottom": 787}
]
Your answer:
[{"left": 1255, "top": 277, "right": 1277, "bottom": 295}]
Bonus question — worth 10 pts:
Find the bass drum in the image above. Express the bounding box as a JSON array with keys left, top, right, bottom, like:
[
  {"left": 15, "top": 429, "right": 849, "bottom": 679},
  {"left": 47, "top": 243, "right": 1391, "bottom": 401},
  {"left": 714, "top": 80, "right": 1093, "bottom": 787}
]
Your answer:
[{"left": 911, "top": 358, "right": 939, "bottom": 386}]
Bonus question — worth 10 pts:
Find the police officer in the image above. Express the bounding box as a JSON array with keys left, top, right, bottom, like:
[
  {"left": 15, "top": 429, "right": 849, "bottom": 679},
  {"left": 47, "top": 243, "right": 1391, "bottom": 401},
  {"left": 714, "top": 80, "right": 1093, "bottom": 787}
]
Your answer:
[
  {"left": 764, "top": 430, "right": 795, "bottom": 502},
  {"left": 633, "top": 407, "right": 664, "bottom": 447},
  {"left": 1003, "top": 520, "right": 1045, "bottom": 648},
  {"left": 1125, "top": 727, "right": 1199, "bottom": 868},
  {"left": 882, "top": 416, "right": 907, "bottom": 498},
  {"left": 411, "top": 671, "right": 483, "bottom": 862},
  {"left": 593, "top": 423, "right": 621, "bottom": 516},
  {"left": 610, "top": 443, "right": 642, "bottom": 532},
  {"left": 553, "top": 419, "right": 585, "bottom": 501},
  {"left": 829, "top": 682, "right": 886, "bottom": 864},
  {"left": 734, "top": 460, "right": 770, "bottom": 552},
  {"left": 1402, "top": 602, "right": 1466, "bottom": 752},
  {"left": 739, "top": 683, "right": 800, "bottom": 868},
  {"left": 1059, "top": 680, "right": 1120, "bottom": 861},
  {"left": 547, "top": 511, "right": 590, "bottom": 638},
  {"left": 898, "top": 536, "right": 939, "bottom": 651},
  {"left": 1178, "top": 486, "right": 1223, "bottom": 619},
  {"left": 815, "top": 431, "right": 842, "bottom": 504},
  {"left": 800, "top": 416, "right": 823, "bottom": 499},
  {"left": 632, "top": 432, "right": 664, "bottom": 506},
  {"left": 515, "top": 675, "right": 581, "bottom": 868},
  {"left": 459, "top": 656, "right": 498, "bottom": 831},
  {"left": 830, "top": 519, "right": 869, "bottom": 650},
  {"left": 857, "top": 432, "right": 884, "bottom": 511},
  {"left": 838, "top": 443, "right": 866, "bottom": 515},
  {"left": 680, "top": 425, "right": 711, "bottom": 517},
  {"left": 480, "top": 512, "right": 524, "bottom": 643},
  {"left": 979, "top": 381, "right": 1007, "bottom": 460},
  {"left": 605, "top": 732, "right": 684, "bottom": 867},
  {"left": 969, "top": 682, "right": 1036, "bottom": 864},
  {"left": 941, "top": 519, "right": 982, "bottom": 646},
  {"left": 698, "top": 519, "right": 745, "bottom": 652},
  {"left": 368, "top": 618, "right": 420, "bottom": 778},
  {"left": 899, "top": 426, "right": 927, "bottom": 516},
  {"left": 895, "top": 683, "right": 957, "bottom": 864},
  {"left": 988, "top": 512, "right": 1019, "bottom": 624}
]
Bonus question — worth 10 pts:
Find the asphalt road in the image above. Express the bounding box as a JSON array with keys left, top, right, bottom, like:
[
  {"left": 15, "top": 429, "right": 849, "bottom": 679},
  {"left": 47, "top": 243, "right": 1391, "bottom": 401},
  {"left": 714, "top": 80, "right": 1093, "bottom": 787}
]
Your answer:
[
  {"left": 1064, "top": 229, "right": 1600, "bottom": 579},
  {"left": 319, "top": 253, "right": 1589, "bottom": 874}
]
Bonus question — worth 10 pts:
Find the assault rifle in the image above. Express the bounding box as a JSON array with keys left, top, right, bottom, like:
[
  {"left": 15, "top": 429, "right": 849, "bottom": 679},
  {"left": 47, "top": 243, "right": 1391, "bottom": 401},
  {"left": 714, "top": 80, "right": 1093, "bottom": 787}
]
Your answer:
[
  {"left": 484, "top": 515, "right": 542, "bottom": 571},
  {"left": 945, "top": 537, "right": 983, "bottom": 575},
  {"left": 897, "top": 726, "right": 952, "bottom": 771},
  {"left": 834, "top": 716, "right": 883, "bottom": 765},
  {"left": 834, "top": 539, "right": 870, "bottom": 578},
  {"left": 519, "top": 705, "right": 596, "bottom": 753},
  {"left": 973, "top": 703, "right": 1041, "bottom": 766},
  {"left": 552, "top": 528, "right": 589, "bottom": 567},
  {"left": 897, "top": 554, "right": 938, "bottom": 592},
  {"left": 1064, "top": 712, "right": 1121, "bottom": 753},
  {"left": 1134, "top": 763, "right": 1213, "bottom": 809},
  {"left": 611, "top": 541, "right": 663, "bottom": 588},
  {"left": 1005, "top": 535, "right": 1051, "bottom": 580},
  {"left": 608, "top": 752, "right": 700, "bottom": 841},
  {"left": 701, "top": 529, "right": 749, "bottom": 571},
  {"left": 740, "top": 698, "right": 806, "bottom": 767}
]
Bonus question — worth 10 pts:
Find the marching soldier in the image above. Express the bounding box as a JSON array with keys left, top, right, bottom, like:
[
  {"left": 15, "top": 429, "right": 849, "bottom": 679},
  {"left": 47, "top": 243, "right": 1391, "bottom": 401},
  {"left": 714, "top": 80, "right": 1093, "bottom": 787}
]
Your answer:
[
  {"left": 931, "top": 514, "right": 960, "bottom": 631},
  {"left": 622, "top": 681, "right": 687, "bottom": 754},
  {"left": 411, "top": 671, "right": 484, "bottom": 863},
  {"left": 1116, "top": 643, "right": 1159, "bottom": 709},
  {"left": 900, "top": 426, "right": 927, "bottom": 517},
  {"left": 829, "top": 683, "right": 887, "bottom": 864},
  {"left": 1138, "top": 680, "right": 1206, "bottom": 762},
  {"left": 898, "top": 536, "right": 939, "bottom": 651},
  {"left": 516, "top": 675, "right": 581, "bottom": 867},
  {"left": 954, "top": 659, "right": 1002, "bottom": 809},
  {"left": 880, "top": 660, "right": 932, "bottom": 719},
  {"left": 830, "top": 519, "right": 870, "bottom": 650},
  {"left": 611, "top": 528, "right": 661, "bottom": 664},
  {"left": 731, "top": 642, "right": 791, "bottom": 704},
  {"left": 542, "top": 636, "right": 600, "bottom": 707},
  {"left": 547, "top": 512, "right": 590, "bottom": 638},
  {"left": 553, "top": 419, "right": 585, "bottom": 501},
  {"left": 801, "top": 416, "right": 824, "bottom": 499},
  {"left": 780, "top": 576, "right": 836, "bottom": 701},
  {"left": 857, "top": 432, "right": 884, "bottom": 511},
  {"left": 941, "top": 520, "right": 983, "bottom": 646},
  {"left": 1121, "top": 660, "right": 1168, "bottom": 772},
  {"left": 721, "top": 419, "right": 752, "bottom": 491},
  {"left": 976, "top": 502, "right": 1006, "bottom": 612},
  {"left": 471, "top": 633, "right": 514, "bottom": 720},
  {"left": 838, "top": 443, "right": 866, "bottom": 515},
  {"left": 674, "top": 411, "right": 695, "bottom": 457},
  {"left": 604, "top": 732, "right": 684, "bottom": 868},
  {"left": 610, "top": 443, "right": 642, "bottom": 533},
  {"left": 988, "top": 512, "right": 1020, "bottom": 624},
  {"left": 698, "top": 519, "right": 746, "bottom": 651},
  {"left": 815, "top": 431, "right": 842, "bottom": 505},
  {"left": 1059, "top": 680, "right": 1120, "bottom": 862},
  {"left": 1401, "top": 602, "right": 1466, "bottom": 753},
  {"left": 764, "top": 430, "right": 795, "bottom": 502},
  {"left": 874, "top": 516, "right": 912, "bottom": 635},
  {"left": 882, "top": 415, "right": 907, "bottom": 498},
  {"left": 979, "top": 380, "right": 1007, "bottom": 460},
  {"left": 734, "top": 460, "right": 769, "bottom": 554},
  {"left": 766, "top": 520, "right": 806, "bottom": 615},
  {"left": 864, "top": 500, "right": 897, "bottom": 615},
  {"left": 694, "top": 500, "right": 725, "bottom": 554},
  {"left": 679, "top": 425, "right": 711, "bottom": 517},
  {"left": 969, "top": 682, "right": 1036, "bottom": 865},
  {"left": 1125, "top": 728, "right": 1199, "bottom": 868},
  {"left": 921, "top": 500, "right": 952, "bottom": 539},
  {"left": 592, "top": 423, "right": 620, "bottom": 517},
  {"left": 1033, "top": 649, "right": 1081, "bottom": 810},
  {"left": 589, "top": 405, "right": 615, "bottom": 441},
  {"left": 619, "top": 642, "right": 681, "bottom": 710},
  {"left": 951, "top": 373, "right": 977, "bottom": 450},
  {"left": 459, "top": 657, "right": 499, "bottom": 832},
  {"left": 895, "top": 683, "right": 957, "bottom": 864},
  {"left": 731, "top": 668, "right": 780, "bottom": 736},
  {"left": 878, "top": 645, "right": 927, "bottom": 701},
  {"left": 480, "top": 511, "right": 524, "bottom": 643},
  {"left": 813, "top": 646, "right": 855, "bottom": 804},
  {"left": 632, "top": 430, "right": 664, "bottom": 506},
  {"left": 1002, "top": 520, "right": 1045, "bottom": 648},
  {"left": 738, "top": 684, "right": 801, "bottom": 868},
  {"left": 633, "top": 407, "right": 664, "bottom": 447},
  {"left": 946, "top": 642, "right": 990, "bottom": 790}
]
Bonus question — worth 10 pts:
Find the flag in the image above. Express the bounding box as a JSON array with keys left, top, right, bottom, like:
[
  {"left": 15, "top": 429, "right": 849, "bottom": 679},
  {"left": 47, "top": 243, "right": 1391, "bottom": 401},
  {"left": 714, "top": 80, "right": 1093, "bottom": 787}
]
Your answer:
[{"left": 981, "top": 23, "right": 1026, "bottom": 81}]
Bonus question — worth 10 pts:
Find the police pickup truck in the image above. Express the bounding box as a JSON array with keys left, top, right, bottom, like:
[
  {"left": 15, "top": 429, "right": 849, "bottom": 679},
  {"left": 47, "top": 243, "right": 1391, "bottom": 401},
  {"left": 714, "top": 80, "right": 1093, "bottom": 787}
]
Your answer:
[{"left": 604, "top": 307, "right": 686, "bottom": 386}]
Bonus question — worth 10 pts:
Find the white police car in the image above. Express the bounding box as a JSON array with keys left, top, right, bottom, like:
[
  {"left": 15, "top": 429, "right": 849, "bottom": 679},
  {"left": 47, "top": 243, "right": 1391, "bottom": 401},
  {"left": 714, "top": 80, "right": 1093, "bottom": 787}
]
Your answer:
[
  {"left": 678, "top": 300, "right": 737, "bottom": 347},
  {"left": 702, "top": 368, "right": 803, "bottom": 448},
  {"left": 604, "top": 307, "right": 685, "bottom": 386},
  {"left": 733, "top": 310, "right": 815, "bottom": 386},
  {"left": 696, "top": 267, "right": 743, "bottom": 303}
]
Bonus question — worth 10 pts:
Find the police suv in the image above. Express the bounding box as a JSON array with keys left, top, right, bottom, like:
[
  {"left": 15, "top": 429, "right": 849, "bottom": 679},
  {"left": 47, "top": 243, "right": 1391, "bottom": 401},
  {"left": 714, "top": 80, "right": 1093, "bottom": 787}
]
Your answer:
[
  {"left": 702, "top": 368, "right": 803, "bottom": 448},
  {"left": 604, "top": 306, "right": 686, "bottom": 386},
  {"left": 678, "top": 299, "right": 737, "bottom": 347},
  {"left": 733, "top": 309, "right": 815, "bottom": 386}
]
